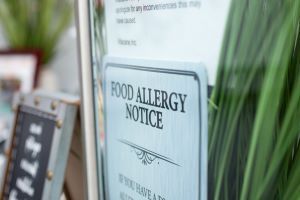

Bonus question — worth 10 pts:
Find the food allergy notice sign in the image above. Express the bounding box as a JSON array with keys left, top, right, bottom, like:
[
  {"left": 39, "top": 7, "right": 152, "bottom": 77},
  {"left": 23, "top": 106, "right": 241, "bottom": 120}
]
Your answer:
[
  {"left": 103, "top": 57, "right": 208, "bottom": 200},
  {"left": 104, "top": 0, "right": 231, "bottom": 84}
]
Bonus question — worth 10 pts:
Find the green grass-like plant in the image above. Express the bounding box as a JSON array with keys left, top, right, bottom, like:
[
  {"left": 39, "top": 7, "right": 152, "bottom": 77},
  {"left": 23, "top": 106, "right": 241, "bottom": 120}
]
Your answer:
[
  {"left": 209, "top": 0, "right": 300, "bottom": 199},
  {"left": 0, "top": 0, "right": 73, "bottom": 64}
]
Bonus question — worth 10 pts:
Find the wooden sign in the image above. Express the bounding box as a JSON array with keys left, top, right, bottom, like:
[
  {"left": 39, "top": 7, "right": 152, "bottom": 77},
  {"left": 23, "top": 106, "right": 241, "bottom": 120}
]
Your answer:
[{"left": 1, "top": 91, "right": 78, "bottom": 200}]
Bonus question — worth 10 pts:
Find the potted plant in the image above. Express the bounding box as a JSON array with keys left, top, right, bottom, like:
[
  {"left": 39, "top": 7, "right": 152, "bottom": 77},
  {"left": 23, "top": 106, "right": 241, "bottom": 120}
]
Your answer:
[
  {"left": 0, "top": 0, "right": 73, "bottom": 88},
  {"left": 209, "top": 0, "right": 300, "bottom": 199}
]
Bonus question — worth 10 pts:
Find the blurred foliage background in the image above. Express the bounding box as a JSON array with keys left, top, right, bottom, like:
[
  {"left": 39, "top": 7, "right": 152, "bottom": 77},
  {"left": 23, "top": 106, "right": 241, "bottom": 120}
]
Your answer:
[
  {"left": 209, "top": 1, "right": 300, "bottom": 199},
  {"left": 0, "top": 0, "right": 73, "bottom": 65}
]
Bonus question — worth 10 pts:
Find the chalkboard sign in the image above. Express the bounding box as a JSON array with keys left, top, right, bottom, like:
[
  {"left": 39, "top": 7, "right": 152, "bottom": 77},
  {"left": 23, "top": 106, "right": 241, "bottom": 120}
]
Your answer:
[
  {"left": 1, "top": 92, "right": 79, "bottom": 200},
  {"left": 3, "top": 106, "right": 56, "bottom": 199}
]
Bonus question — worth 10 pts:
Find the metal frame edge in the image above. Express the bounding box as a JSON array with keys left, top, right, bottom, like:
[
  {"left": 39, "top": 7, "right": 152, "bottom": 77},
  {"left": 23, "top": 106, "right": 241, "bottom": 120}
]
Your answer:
[{"left": 75, "top": 0, "right": 101, "bottom": 200}]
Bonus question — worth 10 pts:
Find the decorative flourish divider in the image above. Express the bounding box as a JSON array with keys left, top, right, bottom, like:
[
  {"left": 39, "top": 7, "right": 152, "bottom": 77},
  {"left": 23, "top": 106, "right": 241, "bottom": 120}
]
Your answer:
[{"left": 118, "top": 139, "right": 180, "bottom": 167}]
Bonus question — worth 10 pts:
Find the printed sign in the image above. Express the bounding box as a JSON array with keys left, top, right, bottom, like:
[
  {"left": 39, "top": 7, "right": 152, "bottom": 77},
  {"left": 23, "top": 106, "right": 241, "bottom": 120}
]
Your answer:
[
  {"left": 105, "top": 0, "right": 231, "bottom": 84},
  {"left": 3, "top": 106, "right": 55, "bottom": 200},
  {"left": 103, "top": 57, "right": 208, "bottom": 200}
]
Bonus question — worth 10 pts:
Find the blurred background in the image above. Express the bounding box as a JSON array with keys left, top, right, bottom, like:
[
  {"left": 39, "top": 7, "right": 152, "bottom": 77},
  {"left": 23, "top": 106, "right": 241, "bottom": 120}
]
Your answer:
[
  {"left": 0, "top": 0, "right": 79, "bottom": 93},
  {"left": 0, "top": 1, "right": 80, "bottom": 191},
  {"left": 0, "top": 0, "right": 80, "bottom": 133}
]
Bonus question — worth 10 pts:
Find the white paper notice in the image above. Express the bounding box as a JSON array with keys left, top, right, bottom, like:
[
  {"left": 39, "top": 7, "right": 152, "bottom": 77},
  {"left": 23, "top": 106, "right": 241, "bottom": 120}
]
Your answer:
[{"left": 105, "top": 0, "right": 231, "bottom": 85}]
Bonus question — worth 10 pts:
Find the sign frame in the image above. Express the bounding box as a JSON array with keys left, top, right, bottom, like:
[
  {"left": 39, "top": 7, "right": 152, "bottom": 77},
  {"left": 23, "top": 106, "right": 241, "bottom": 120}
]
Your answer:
[
  {"left": 75, "top": 0, "right": 105, "bottom": 199},
  {"left": 0, "top": 50, "right": 42, "bottom": 89},
  {"left": 1, "top": 92, "right": 78, "bottom": 200},
  {"left": 76, "top": 0, "right": 209, "bottom": 199}
]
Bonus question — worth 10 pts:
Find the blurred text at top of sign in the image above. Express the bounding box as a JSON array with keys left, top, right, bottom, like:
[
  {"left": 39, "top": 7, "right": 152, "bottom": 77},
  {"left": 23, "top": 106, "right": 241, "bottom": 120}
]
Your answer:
[{"left": 104, "top": 0, "right": 231, "bottom": 85}]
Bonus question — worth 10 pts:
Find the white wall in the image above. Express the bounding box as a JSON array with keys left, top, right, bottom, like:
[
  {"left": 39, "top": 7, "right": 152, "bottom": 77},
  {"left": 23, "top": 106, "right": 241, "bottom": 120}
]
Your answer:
[{"left": 50, "top": 24, "right": 80, "bottom": 94}]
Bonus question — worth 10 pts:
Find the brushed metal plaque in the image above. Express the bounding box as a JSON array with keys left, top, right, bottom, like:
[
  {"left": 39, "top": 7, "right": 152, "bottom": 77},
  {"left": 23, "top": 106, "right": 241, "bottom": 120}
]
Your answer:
[{"left": 103, "top": 57, "right": 208, "bottom": 200}]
